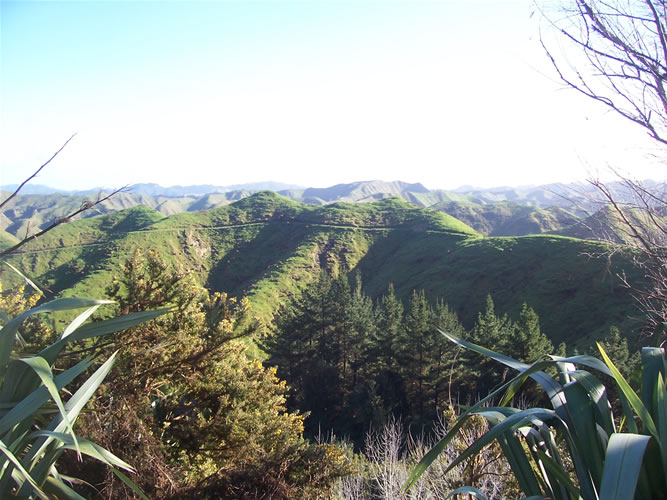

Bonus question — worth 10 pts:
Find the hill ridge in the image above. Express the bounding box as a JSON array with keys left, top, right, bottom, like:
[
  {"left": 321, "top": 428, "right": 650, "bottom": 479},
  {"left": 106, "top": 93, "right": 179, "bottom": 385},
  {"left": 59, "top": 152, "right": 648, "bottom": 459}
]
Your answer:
[
  {"left": 3, "top": 194, "right": 642, "bottom": 350},
  {"left": 3, "top": 179, "right": 664, "bottom": 243}
]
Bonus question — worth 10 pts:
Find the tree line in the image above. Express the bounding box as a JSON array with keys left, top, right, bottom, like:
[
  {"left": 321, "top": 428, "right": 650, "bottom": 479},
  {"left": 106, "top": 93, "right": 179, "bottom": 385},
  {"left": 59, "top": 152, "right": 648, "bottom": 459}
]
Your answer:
[{"left": 263, "top": 271, "right": 565, "bottom": 445}]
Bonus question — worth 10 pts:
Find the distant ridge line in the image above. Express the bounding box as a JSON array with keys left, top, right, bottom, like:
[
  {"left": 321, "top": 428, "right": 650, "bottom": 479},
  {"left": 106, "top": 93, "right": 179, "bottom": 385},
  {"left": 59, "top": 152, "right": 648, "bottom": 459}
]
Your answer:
[{"left": 2, "top": 179, "right": 666, "bottom": 242}]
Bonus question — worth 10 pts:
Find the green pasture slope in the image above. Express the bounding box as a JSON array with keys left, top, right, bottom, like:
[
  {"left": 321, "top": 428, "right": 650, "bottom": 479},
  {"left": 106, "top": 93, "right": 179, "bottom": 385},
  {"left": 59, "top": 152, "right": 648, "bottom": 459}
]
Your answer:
[
  {"left": 0, "top": 230, "right": 19, "bottom": 251},
  {"left": 3, "top": 191, "right": 644, "bottom": 347},
  {"left": 431, "top": 199, "right": 580, "bottom": 236}
]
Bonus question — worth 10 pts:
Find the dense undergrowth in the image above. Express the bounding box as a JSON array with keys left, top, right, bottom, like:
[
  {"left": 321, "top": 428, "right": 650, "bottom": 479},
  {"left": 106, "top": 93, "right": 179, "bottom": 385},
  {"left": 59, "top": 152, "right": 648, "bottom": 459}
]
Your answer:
[{"left": 1, "top": 253, "right": 353, "bottom": 498}]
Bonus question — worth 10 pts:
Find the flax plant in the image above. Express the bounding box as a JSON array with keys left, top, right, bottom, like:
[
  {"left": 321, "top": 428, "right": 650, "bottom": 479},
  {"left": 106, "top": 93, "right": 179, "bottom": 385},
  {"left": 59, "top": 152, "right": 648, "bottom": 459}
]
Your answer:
[
  {"left": 0, "top": 296, "right": 167, "bottom": 499},
  {"left": 405, "top": 330, "right": 667, "bottom": 499}
]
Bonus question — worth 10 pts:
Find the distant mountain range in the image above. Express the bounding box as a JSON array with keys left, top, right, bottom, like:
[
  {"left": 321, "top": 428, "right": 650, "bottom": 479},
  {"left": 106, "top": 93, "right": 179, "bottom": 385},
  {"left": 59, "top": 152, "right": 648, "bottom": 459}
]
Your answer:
[
  {"left": 1, "top": 179, "right": 664, "bottom": 243},
  {"left": 0, "top": 181, "right": 304, "bottom": 197},
  {"left": 3, "top": 178, "right": 663, "bottom": 207}
]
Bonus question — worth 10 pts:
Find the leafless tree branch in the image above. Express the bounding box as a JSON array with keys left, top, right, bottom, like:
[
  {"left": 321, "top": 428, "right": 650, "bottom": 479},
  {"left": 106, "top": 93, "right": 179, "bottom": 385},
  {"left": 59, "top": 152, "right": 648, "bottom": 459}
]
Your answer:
[
  {"left": 0, "top": 135, "right": 129, "bottom": 260},
  {"left": 0, "top": 186, "right": 129, "bottom": 259},
  {"left": 540, "top": 0, "right": 667, "bottom": 144},
  {"left": 540, "top": 1, "right": 667, "bottom": 335},
  {"left": 0, "top": 133, "right": 77, "bottom": 210}
]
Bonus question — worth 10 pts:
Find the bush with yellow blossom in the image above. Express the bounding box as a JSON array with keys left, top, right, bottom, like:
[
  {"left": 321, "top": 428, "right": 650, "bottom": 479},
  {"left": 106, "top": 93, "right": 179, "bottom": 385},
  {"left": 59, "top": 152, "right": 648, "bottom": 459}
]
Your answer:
[{"left": 63, "top": 250, "right": 352, "bottom": 499}]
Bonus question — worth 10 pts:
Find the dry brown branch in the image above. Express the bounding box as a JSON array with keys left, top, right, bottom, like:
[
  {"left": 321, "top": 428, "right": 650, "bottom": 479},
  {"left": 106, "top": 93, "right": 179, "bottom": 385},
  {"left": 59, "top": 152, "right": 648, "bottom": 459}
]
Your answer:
[
  {"left": 585, "top": 175, "right": 667, "bottom": 331},
  {"left": 0, "top": 186, "right": 129, "bottom": 259},
  {"left": 0, "top": 136, "right": 130, "bottom": 260},
  {"left": 0, "top": 133, "right": 77, "bottom": 210}
]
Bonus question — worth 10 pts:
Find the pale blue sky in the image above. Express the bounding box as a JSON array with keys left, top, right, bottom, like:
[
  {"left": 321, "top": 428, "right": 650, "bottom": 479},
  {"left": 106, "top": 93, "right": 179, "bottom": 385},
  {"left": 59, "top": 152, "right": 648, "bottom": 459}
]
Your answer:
[{"left": 1, "top": 0, "right": 665, "bottom": 191}]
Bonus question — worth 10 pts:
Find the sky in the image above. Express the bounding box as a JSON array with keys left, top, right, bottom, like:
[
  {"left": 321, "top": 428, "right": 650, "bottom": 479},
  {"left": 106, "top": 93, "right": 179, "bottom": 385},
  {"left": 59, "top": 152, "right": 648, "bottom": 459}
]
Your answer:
[{"left": 1, "top": 0, "right": 666, "bottom": 192}]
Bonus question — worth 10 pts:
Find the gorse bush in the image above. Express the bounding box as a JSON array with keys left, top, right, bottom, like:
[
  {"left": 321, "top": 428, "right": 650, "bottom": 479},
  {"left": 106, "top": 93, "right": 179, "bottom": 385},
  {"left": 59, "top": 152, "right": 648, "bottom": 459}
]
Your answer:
[
  {"left": 65, "top": 250, "right": 353, "bottom": 499},
  {"left": 406, "top": 330, "right": 667, "bottom": 499},
  {"left": 0, "top": 287, "right": 166, "bottom": 498}
]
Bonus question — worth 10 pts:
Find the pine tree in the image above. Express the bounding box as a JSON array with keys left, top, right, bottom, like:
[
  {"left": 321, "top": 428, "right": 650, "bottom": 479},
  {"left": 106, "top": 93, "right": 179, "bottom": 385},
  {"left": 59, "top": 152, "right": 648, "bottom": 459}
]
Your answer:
[
  {"left": 345, "top": 273, "right": 375, "bottom": 393},
  {"left": 266, "top": 271, "right": 376, "bottom": 437},
  {"left": 591, "top": 325, "right": 640, "bottom": 411},
  {"left": 511, "top": 303, "right": 554, "bottom": 363},
  {"left": 466, "top": 295, "right": 515, "bottom": 397},
  {"left": 374, "top": 283, "right": 404, "bottom": 373},
  {"left": 431, "top": 300, "right": 466, "bottom": 411},
  {"left": 555, "top": 342, "right": 568, "bottom": 357},
  {"left": 369, "top": 283, "right": 407, "bottom": 425},
  {"left": 400, "top": 290, "right": 433, "bottom": 418},
  {"left": 264, "top": 271, "right": 333, "bottom": 409},
  {"left": 339, "top": 272, "right": 379, "bottom": 439},
  {"left": 468, "top": 295, "right": 512, "bottom": 352},
  {"left": 277, "top": 271, "right": 344, "bottom": 432},
  {"left": 317, "top": 273, "right": 351, "bottom": 382},
  {"left": 597, "top": 325, "right": 640, "bottom": 379}
]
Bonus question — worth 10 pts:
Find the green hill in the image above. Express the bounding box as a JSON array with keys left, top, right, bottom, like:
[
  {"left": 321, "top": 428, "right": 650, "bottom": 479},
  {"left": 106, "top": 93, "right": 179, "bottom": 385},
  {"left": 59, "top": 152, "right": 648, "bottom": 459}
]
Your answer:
[
  {"left": 0, "top": 191, "right": 181, "bottom": 237},
  {"left": 4, "top": 180, "right": 666, "bottom": 243},
  {"left": 0, "top": 182, "right": 586, "bottom": 240},
  {"left": 3, "top": 193, "right": 642, "bottom": 347},
  {"left": 552, "top": 204, "right": 667, "bottom": 246},
  {"left": 431, "top": 200, "right": 580, "bottom": 236},
  {"left": 0, "top": 230, "right": 19, "bottom": 251}
]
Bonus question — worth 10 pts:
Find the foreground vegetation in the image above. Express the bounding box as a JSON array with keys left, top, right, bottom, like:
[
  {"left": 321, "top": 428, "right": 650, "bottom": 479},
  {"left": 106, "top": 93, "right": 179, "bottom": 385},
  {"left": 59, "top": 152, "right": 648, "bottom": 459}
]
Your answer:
[
  {"left": 406, "top": 331, "right": 665, "bottom": 499},
  {"left": 50, "top": 251, "right": 352, "bottom": 498},
  {"left": 0, "top": 284, "right": 166, "bottom": 498},
  {"left": 2, "top": 247, "right": 644, "bottom": 498}
]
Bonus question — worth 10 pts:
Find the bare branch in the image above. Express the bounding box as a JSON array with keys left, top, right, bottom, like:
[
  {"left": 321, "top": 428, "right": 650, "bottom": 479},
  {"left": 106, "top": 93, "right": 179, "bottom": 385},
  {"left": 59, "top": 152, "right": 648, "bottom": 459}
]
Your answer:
[
  {"left": 539, "top": 1, "right": 667, "bottom": 333},
  {"left": 0, "top": 185, "right": 129, "bottom": 259},
  {"left": 540, "top": 0, "right": 667, "bottom": 143},
  {"left": 0, "top": 133, "right": 77, "bottom": 210}
]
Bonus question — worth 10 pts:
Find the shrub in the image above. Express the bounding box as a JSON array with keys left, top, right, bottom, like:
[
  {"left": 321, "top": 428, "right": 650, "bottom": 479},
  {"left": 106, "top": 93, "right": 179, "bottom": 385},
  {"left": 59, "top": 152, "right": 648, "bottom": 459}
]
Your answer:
[
  {"left": 406, "top": 330, "right": 667, "bottom": 499},
  {"left": 69, "top": 251, "right": 353, "bottom": 498},
  {"left": 337, "top": 413, "right": 518, "bottom": 499},
  {"left": 0, "top": 294, "right": 166, "bottom": 498}
]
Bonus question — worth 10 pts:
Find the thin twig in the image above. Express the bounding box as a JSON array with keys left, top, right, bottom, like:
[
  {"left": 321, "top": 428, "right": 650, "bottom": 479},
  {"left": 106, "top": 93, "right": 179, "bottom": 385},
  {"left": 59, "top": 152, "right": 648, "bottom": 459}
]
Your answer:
[
  {"left": 0, "top": 186, "right": 129, "bottom": 258},
  {"left": 0, "top": 133, "right": 77, "bottom": 210}
]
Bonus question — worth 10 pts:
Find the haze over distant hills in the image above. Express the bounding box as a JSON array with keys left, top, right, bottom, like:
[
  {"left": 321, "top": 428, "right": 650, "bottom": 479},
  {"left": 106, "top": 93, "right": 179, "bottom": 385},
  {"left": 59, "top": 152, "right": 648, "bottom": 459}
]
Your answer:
[
  {"left": 1, "top": 178, "right": 665, "bottom": 243},
  {"left": 0, "top": 181, "right": 304, "bottom": 197}
]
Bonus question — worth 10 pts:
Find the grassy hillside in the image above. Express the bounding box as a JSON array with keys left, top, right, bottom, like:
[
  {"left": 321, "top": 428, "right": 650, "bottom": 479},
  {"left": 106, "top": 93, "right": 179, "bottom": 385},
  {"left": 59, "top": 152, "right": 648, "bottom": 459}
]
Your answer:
[
  {"left": 3, "top": 193, "right": 643, "bottom": 348},
  {"left": 551, "top": 204, "right": 667, "bottom": 247},
  {"left": 0, "top": 190, "right": 242, "bottom": 237},
  {"left": 149, "top": 192, "right": 478, "bottom": 235},
  {"left": 355, "top": 232, "right": 639, "bottom": 345},
  {"left": 5, "top": 180, "right": 666, "bottom": 242},
  {"left": 431, "top": 200, "right": 580, "bottom": 236},
  {"left": 0, "top": 230, "right": 19, "bottom": 251},
  {"left": 0, "top": 191, "right": 182, "bottom": 237},
  {"left": 0, "top": 182, "right": 586, "bottom": 240}
]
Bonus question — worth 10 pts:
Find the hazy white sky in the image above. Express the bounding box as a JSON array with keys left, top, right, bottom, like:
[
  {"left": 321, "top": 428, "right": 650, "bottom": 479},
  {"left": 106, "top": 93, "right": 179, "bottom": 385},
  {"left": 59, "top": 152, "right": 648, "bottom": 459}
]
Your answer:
[{"left": 1, "top": 0, "right": 665, "bottom": 191}]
